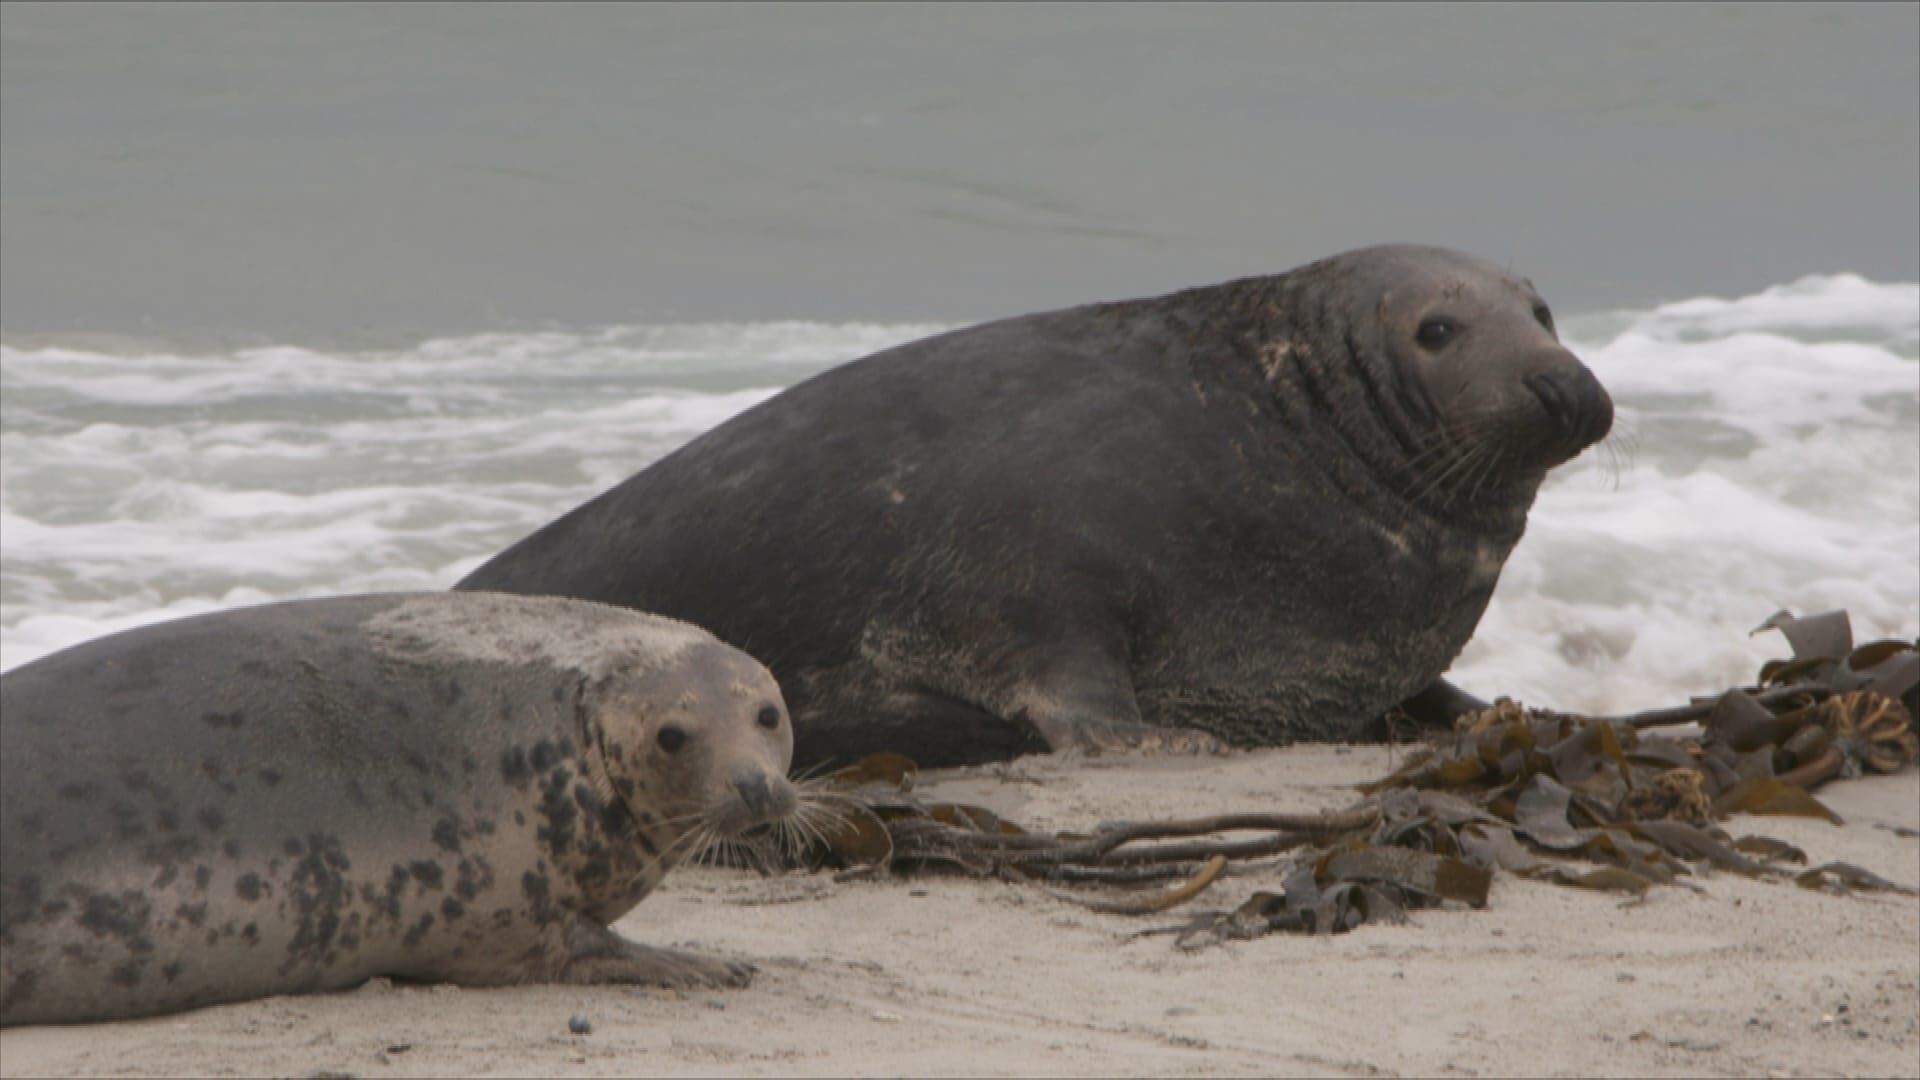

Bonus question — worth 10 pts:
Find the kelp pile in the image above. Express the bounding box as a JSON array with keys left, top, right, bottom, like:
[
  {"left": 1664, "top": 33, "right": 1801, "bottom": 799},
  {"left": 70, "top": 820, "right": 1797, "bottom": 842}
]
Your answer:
[{"left": 763, "top": 611, "right": 1918, "bottom": 946}]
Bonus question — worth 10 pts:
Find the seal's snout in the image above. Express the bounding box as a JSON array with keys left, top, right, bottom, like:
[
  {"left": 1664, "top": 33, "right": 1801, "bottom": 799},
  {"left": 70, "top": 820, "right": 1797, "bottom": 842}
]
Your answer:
[
  {"left": 1524, "top": 364, "right": 1613, "bottom": 456},
  {"left": 730, "top": 769, "right": 798, "bottom": 826}
]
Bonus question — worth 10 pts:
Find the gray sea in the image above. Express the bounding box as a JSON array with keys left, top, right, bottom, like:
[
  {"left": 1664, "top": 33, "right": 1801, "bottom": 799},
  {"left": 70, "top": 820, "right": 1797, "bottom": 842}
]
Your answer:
[{"left": 3, "top": 4, "right": 1917, "bottom": 712}]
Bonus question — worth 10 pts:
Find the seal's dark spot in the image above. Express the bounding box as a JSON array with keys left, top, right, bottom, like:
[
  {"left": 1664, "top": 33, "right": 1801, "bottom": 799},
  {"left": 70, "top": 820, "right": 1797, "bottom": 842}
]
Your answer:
[
  {"left": 223, "top": 840, "right": 242, "bottom": 859},
  {"left": 432, "top": 818, "right": 462, "bottom": 854},
  {"left": 377, "top": 866, "right": 409, "bottom": 921},
  {"left": 258, "top": 768, "right": 284, "bottom": 787},
  {"left": 155, "top": 808, "right": 180, "bottom": 833},
  {"left": 175, "top": 901, "right": 209, "bottom": 927},
  {"left": 537, "top": 770, "right": 580, "bottom": 857},
  {"left": 153, "top": 865, "right": 178, "bottom": 890},
  {"left": 239, "top": 659, "right": 271, "bottom": 677},
  {"left": 402, "top": 913, "right": 435, "bottom": 947},
  {"left": 1, "top": 971, "right": 38, "bottom": 1012},
  {"left": 78, "top": 891, "right": 152, "bottom": 946},
  {"left": 440, "top": 898, "right": 465, "bottom": 921},
  {"left": 409, "top": 861, "right": 445, "bottom": 892},
  {"left": 3, "top": 875, "right": 46, "bottom": 928},
  {"left": 200, "top": 759, "right": 238, "bottom": 796},
  {"left": 283, "top": 837, "right": 305, "bottom": 857},
  {"left": 162, "top": 962, "right": 183, "bottom": 983},
  {"left": 281, "top": 833, "right": 350, "bottom": 970},
  {"left": 529, "top": 740, "right": 560, "bottom": 772},
  {"left": 56, "top": 781, "right": 96, "bottom": 801},
  {"left": 195, "top": 866, "right": 213, "bottom": 890},
  {"left": 453, "top": 858, "right": 492, "bottom": 903},
  {"left": 198, "top": 807, "right": 227, "bottom": 833},
  {"left": 241, "top": 922, "right": 259, "bottom": 945},
  {"left": 235, "top": 874, "right": 266, "bottom": 901},
  {"left": 593, "top": 793, "right": 630, "bottom": 837},
  {"left": 633, "top": 827, "right": 660, "bottom": 858},
  {"left": 143, "top": 833, "right": 202, "bottom": 867},
  {"left": 513, "top": 810, "right": 526, "bottom": 826},
  {"left": 577, "top": 857, "right": 612, "bottom": 890},
  {"left": 500, "top": 748, "right": 532, "bottom": 788},
  {"left": 404, "top": 751, "right": 430, "bottom": 775},
  {"left": 520, "top": 871, "right": 560, "bottom": 926},
  {"left": 202, "top": 710, "right": 245, "bottom": 729},
  {"left": 108, "top": 962, "right": 142, "bottom": 988},
  {"left": 110, "top": 803, "right": 146, "bottom": 840}
]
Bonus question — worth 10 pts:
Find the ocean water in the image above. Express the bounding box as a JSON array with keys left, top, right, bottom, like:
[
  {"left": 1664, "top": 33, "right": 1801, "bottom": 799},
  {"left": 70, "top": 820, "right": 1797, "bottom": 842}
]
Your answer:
[{"left": 2, "top": 277, "right": 1916, "bottom": 718}]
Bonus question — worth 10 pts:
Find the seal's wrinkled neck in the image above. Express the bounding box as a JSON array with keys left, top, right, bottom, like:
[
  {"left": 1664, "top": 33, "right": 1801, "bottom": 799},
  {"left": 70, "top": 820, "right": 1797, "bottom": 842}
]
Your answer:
[{"left": 1216, "top": 275, "right": 1539, "bottom": 544}]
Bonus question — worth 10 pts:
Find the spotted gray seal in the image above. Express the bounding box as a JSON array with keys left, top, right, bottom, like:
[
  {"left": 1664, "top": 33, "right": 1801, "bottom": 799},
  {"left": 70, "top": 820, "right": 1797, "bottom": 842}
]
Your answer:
[
  {"left": 458, "top": 245, "right": 1613, "bottom": 768},
  {"left": 0, "top": 592, "right": 798, "bottom": 1026}
]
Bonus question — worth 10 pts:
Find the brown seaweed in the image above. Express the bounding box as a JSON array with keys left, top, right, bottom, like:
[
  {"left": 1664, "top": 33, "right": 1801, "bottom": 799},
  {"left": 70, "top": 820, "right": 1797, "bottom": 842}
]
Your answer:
[{"left": 762, "top": 609, "right": 1916, "bottom": 946}]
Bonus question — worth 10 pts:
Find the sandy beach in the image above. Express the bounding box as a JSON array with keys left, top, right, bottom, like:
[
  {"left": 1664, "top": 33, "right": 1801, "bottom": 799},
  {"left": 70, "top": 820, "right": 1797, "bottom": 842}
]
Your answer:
[{"left": 3, "top": 744, "right": 1914, "bottom": 1078}]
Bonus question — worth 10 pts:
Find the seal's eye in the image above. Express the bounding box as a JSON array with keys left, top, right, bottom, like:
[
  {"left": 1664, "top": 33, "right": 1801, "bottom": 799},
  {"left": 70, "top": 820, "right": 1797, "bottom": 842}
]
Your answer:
[
  {"left": 656, "top": 725, "right": 688, "bottom": 754},
  {"left": 1533, "top": 304, "right": 1555, "bottom": 333},
  {"left": 756, "top": 705, "right": 781, "bottom": 730},
  {"left": 1415, "top": 317, "right": 1457, "bottom": 351}
]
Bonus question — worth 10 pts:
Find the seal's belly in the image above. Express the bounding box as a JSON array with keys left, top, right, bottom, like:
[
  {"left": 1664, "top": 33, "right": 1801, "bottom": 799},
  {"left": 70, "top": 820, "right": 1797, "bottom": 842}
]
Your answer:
[
  {"left": 0, "top": 783, "right": 566, "bottom": 1025},
  {"left": 1141, "top": 548, "right": 1497, "bottom": 744}
]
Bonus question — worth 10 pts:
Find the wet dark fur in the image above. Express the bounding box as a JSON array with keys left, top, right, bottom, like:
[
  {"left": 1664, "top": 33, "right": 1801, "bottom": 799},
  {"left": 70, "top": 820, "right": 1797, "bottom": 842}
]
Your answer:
[{"left": 460, "top": 245, "right": 1612, "bottom": 768}]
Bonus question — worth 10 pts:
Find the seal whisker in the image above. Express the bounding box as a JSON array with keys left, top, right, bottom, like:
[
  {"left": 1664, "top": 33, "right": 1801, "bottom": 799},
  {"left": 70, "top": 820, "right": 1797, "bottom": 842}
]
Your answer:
[
  {"left": 1409, "top": 439, "right": 1488, "bottom": 507},
  {"left": 1466, "top": 444, "right": 1509, "bottom": 505}
]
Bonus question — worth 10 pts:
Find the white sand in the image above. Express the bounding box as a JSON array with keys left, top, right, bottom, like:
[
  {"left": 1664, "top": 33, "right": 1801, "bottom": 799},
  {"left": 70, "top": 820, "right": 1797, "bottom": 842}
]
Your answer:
[{"left": 4, "top": 746, "right": 1916, "bottom": 1078}]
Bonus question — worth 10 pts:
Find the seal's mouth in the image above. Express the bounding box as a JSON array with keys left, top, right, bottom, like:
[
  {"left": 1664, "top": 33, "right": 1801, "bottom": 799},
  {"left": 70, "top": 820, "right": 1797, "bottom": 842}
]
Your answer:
[
  {"left": 1524, "top": 365, "right": 1614, "bottom": 464},
  {"left": 705, "top": 770, "right": 800, "bottom": 837}
]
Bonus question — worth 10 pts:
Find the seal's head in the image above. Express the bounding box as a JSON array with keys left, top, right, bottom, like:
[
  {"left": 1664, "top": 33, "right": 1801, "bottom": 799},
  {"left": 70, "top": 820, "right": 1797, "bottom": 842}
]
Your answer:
[
  {"left": 587, "top": 638, "right": 798, "bottom": 856},
  {"left": 1257, "top": 244, "right": 1613, "bottom": 524},
  {"left": 1364, "top": 245, "right": 1612, "bottom": 469}
]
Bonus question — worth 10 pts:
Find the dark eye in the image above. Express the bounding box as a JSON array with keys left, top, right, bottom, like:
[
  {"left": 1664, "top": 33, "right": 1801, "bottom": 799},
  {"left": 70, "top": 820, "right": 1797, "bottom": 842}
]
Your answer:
[
  {"left": 1416, "top": 317, "right": 1457, "bottom": 351},
  {"left": 656, "top": 725, "right": 688, "bottom": 754},
  {"left": 756, "top": 705, "right": 781, "bottom": 730},
  {"left": 1533, "top": 304, "right": 1555, "bottom": 332}
]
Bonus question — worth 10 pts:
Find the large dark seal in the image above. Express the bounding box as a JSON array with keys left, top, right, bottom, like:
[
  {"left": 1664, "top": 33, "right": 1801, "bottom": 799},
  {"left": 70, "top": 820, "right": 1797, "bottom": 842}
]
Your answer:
[
  {"left": 459, "top": 245, "right": 1613, "bottom": 768},
  {"left": 0, "top": 592, "right": 800, "bottom": 1026}
]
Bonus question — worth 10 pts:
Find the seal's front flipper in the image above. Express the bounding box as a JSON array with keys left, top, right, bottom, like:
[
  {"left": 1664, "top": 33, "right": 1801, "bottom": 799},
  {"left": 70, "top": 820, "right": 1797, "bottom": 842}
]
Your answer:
[
  {"left": 559, "top": 920, "right": 754, "bottom": 989},
  {"left": 1392, "top": 678, "right": 1490, "bottom": 730},
  {"left": 1036, "top": 716, "right": 1228, "bottom": 756},
  {"left": 1001, "top": 640, "right": 1227, "bottom": 757}
]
